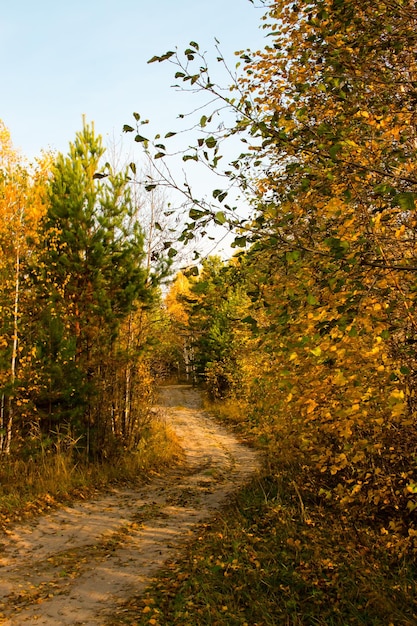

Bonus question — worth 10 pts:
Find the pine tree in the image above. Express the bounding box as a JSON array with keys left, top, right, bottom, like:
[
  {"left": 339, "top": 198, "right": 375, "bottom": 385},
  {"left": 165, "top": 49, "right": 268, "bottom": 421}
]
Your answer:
[{"left": 34, "top": 120, "right": 148, "bottom": 451}]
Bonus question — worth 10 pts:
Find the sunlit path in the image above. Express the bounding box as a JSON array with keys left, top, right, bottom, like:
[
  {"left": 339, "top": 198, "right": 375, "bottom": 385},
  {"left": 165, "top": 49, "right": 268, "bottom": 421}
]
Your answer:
[{"left": 0, "top": 386, "right": 259, "bottom": 625}]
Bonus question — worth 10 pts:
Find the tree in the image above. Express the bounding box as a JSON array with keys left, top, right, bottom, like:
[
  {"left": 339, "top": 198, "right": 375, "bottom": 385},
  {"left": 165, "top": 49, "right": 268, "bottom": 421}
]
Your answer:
[
  {"left": 0, "top": 121, "right": 48, "bottom": 455},
  {"left": 126, "top": 0, "right": 417, "bottom": 538},
  {"left": 34, "top": 120, "right": 149, "bottom": 453},
  {"left": 227, "top": 0, "right": 417, "bottom": 525},
  {"left": 171, "top": 257, "right": 252, "bottom": 397}
]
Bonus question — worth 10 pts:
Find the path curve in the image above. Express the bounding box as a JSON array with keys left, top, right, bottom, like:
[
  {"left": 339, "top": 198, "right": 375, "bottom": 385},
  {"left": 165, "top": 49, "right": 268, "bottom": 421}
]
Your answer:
[{"left": 0, "top": 385, "right": 260, "bottom": 625}]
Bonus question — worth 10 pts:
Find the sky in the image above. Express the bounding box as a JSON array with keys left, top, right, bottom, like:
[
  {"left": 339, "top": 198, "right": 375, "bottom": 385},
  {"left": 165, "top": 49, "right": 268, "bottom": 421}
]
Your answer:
[
  {"left": 1, "top": 0, "right": 268, "bottom": 259},
  {"left": 2, "top": 0, "right": 267, "bottom": 160}
]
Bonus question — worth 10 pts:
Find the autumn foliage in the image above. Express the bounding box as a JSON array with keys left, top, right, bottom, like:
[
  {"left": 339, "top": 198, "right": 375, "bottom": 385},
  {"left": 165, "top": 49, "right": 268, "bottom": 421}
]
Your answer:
[
  {"left": 2, "top": 0, "right": 417, "bottom": 569},
  {"left": 153, "top": 0, "right": 417, "bottom": 554},
  {"left": 0, "top": 120, "right": 159, "bottom": 461}
]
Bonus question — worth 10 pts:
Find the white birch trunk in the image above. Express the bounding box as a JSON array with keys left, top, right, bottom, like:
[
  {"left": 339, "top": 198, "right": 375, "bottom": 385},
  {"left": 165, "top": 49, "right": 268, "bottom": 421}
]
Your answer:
[
  {"left": 0, "top": 392, "right": 5, "bottom": 453},
  {"left": 4, "top": 248, "right": 20, "bottom": 455}
]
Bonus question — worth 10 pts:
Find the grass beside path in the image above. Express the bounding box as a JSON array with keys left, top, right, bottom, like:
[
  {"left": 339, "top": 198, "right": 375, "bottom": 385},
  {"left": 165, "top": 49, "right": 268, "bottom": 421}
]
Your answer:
[
  {"left": 110, "top": 398, "right": 417, "bottom": 626},
  {"left": 113, "top": 474, "right": 416, "bottom": 625},
  {"left": 0, "top": 417, "right": 183, "bottom": 530}
]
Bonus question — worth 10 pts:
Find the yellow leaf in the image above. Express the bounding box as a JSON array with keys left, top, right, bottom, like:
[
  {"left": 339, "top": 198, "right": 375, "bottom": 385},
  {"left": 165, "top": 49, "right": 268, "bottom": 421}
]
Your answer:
[{"left": 306, "top": 400, "right": 318, "bottom": 414}]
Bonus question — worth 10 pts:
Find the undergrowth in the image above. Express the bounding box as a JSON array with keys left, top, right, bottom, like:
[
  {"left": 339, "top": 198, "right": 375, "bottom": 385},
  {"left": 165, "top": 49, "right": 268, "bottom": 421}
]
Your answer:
[
  {"left": 114, "top": 476, "right": 417, "bottom": 625},
  {"left": 0, "top": 416, "right": 183, "bottom": 530},
  {"left": 109, "top": 398, "right": 417, "bottom": 626}
]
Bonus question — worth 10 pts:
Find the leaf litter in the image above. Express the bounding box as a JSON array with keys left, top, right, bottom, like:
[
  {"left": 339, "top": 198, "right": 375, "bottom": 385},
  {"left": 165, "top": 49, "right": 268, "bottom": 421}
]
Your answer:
[{"left": 0, "top": 385, "right": 260, "bottom": 625}]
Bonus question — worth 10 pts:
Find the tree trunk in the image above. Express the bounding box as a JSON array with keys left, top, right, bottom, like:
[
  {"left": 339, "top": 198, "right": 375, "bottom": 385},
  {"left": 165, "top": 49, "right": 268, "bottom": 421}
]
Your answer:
[{"left": 3, "top": 248, "right": 20, "bottom": 455}]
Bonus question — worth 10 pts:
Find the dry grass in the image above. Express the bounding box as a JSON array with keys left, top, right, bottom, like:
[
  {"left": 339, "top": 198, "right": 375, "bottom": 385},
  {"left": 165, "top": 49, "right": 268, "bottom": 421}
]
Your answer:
[
  {"left": 0, "top": 416, "right": 183, "bottom": 530},
  {"left": 110, "top": 398, "right": 417, "bottom": 626},
  {"left": 116, "top": 474, "right": 417, "bottom": 626}
]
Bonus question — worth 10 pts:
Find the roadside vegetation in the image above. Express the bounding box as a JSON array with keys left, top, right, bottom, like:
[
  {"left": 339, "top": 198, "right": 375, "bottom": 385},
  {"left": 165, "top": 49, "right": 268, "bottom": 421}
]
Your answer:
[
  {"left": 0, "top": 120, "right": 182, "bottom": 526},
  {"left": 113, "top": 0, "right": 417, "bottom": 622},
  {"left": 111, "top": 401, "right": 417, "bottom": 625},
  {"left": 197, "top": 403, "right": 417, "bottom": 625},
  {"left": 2, "top": 0, "right": 417, "bottom": 622},
  {"left": 0, "top": 417, "right": 183, "bottom": 530}
]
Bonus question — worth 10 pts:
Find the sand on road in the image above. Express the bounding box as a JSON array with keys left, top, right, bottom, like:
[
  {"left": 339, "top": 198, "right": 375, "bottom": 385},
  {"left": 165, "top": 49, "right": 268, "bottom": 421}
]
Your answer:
[{"left": 0, "top": 385, "right": 260, "bottom": 625}]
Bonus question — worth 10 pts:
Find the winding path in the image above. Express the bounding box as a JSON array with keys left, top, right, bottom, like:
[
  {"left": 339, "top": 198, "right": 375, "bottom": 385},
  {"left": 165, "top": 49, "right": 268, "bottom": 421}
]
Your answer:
[{"left": 0, "top": 385, "right": 260, "bottom": 625}]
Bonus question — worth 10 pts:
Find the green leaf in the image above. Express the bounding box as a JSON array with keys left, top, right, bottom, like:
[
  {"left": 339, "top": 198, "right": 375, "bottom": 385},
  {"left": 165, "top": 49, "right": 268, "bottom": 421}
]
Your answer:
[
  {"left": 200, "top": 115, "right": 208, "bottom": 128},
  {"left": 374, "top": 182, "right": 397, "bottom": 196},
  {"left": 214, "top": 211, "right": 226, "bottom": 225},
  {"left": 232, "top": 236, "right": 247, "bottom": 248},
  {"left": 329, "top": 143, "right": 342, "bottom": 160},
  {"left": 133, "top": 112, "right": 140, "bottom": 121},
  {"left": 185, "top": 265, "right": 199, "bottom": 277},
  {"left": 189, "top": 41, "right": 199, "bottom": 50},
  {"left": 129, "top": 162, "right": 136, "bottom": 175},
  {"left": 205, "top": 136, "right": 217, "bottom": 149},
  {"left": 393, "top": 192, "right": 415, "bottom": 210},
  {"left": 193, "top": 281, "right": 209, "bottom": 295},
  {"left": 134, "top": 134, "right": 148, "bottom": 143},
  {"left": 148, "top": 51, "right": 175, "bottom": 63},
  {"left": 154, "top": 152, "right": 165, "bottom": 159},
  {"left": 286, "top": 250, "right": 301, "bottom": 262},
  {"left": 242, "top": 315, "right": 258, "bottom": 329},
  {"left": 189, "top": 208, "right": 206, "bottom": 220},
  {"left": 145, "top": 184, "right": 157, "bottom": 192},
  {"left": 212, "top": 189, "right": 227, "bottom": 203},
  {"left": 154, "top": 222, "right": 162, "bottom": 231},
  {"left": 168, "top": 247, "right": 178, "bottom": 258},
  {"left": 324, "top": 237, "right": 349, "bottom": 257},
  {"left": 123, "top": 125, "right": 135, "bottom": 133},
  {"left": 165, "top": 131, "right": 176, "bottom": 138}
]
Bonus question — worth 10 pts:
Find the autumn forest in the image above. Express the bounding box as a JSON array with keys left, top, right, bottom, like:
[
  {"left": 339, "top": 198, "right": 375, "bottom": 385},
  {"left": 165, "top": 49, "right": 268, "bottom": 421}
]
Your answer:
[{"left": 2, "top": 0, "right": 417, "bottom": 623}]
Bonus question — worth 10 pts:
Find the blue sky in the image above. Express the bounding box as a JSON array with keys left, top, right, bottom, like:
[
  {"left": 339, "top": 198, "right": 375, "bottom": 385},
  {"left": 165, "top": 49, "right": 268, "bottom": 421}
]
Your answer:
[{"left": 2, "top": 0, "right": 267, "bottom": 160}]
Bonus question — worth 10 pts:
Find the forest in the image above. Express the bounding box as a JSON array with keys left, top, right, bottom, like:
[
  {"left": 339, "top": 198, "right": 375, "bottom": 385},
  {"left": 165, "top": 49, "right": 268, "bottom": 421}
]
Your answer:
[{"left": 1, "top": 0, "right": 417, "bottom": 623}]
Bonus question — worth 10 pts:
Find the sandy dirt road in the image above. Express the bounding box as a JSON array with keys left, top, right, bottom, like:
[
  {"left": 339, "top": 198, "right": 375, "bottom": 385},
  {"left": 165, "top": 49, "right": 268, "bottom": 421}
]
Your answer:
[{"left": 0, "top": 385, "right": 260, "bottom": 625}]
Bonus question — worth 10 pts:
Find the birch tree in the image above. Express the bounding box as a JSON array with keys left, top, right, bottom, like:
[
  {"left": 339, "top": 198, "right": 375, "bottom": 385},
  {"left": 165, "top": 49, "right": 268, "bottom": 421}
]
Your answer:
[{"left": 0, "top": 121, "right": 48, "bottom": 454}]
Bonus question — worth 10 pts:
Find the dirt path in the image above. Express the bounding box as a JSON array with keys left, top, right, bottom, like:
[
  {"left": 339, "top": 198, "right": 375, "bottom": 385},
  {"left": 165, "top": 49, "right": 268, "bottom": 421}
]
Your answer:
[{"left": 0, "top": 386, "right": 260, "bottom": 625}]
